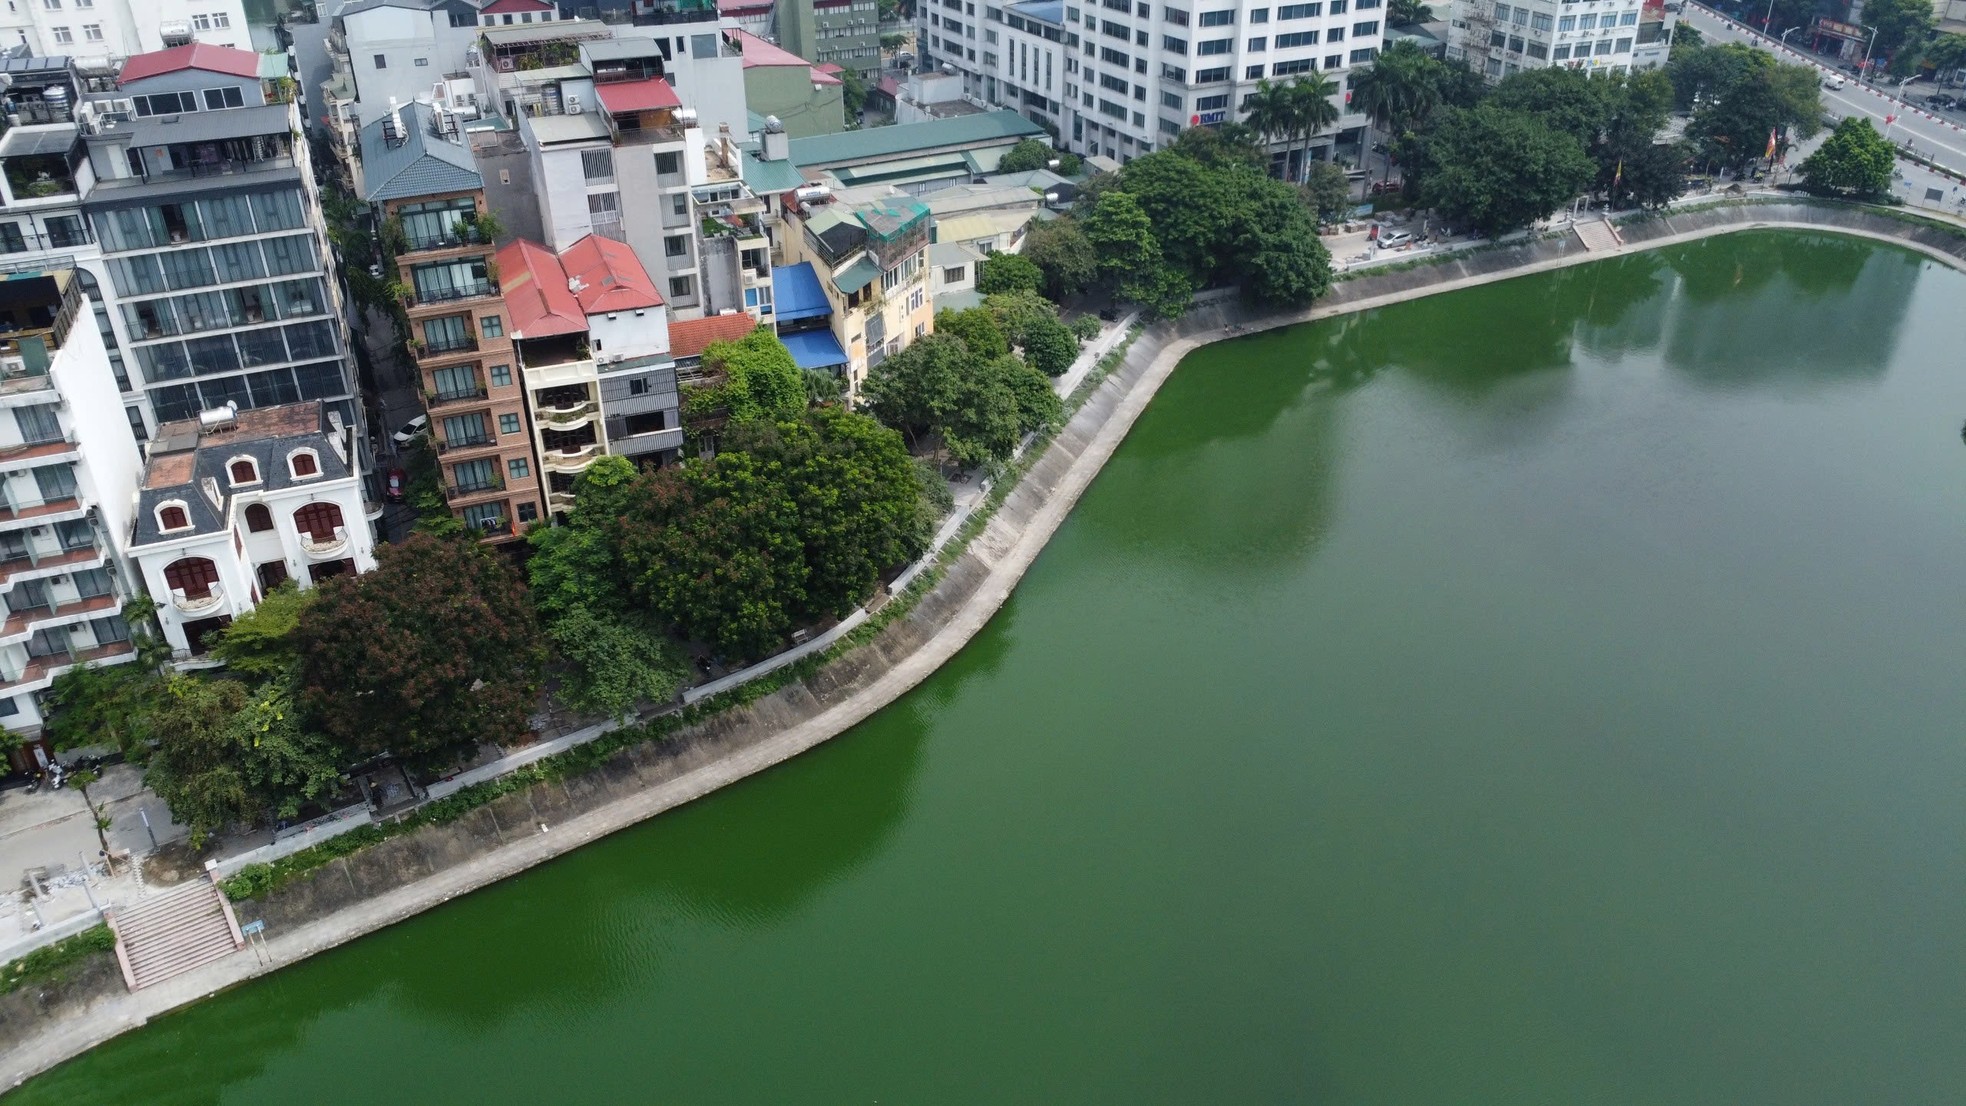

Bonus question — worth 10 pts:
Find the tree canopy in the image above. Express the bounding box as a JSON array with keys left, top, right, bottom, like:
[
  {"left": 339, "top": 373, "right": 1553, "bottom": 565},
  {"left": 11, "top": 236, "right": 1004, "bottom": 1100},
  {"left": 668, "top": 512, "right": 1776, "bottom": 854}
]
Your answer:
[
  {"left": 686, "top": 327, "right": 807, "bottom": 429},
  {"left": 294, "top": 534, "right": 545, "bottom": 771},
  {"left": 862, "top": 332, "right": 1061, "bottom": 466},
  {"left": 975, "top": 252, "right": 1044, "bottom": 295},
  {"left": 1020, "top": 217, "right": 1098, "bottom": 300},
  {"left": 143, "top": 678, "right": 344, "bottom": 847},
  {"left": 1799, "top": 116, "right": 1896, "bottom": 197},
  {"left": 1418, "top": 104, "right": 1596, "bottom": 237},
  {"left": 997, "top": 137, "right": 1082, "bottom": 174}
]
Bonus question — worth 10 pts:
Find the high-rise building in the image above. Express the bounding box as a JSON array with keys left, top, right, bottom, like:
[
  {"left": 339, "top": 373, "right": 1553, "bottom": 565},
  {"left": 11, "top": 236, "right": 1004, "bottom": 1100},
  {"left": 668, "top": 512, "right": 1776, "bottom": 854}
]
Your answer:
[
  {"left": 358, "top": 99, "right": 548, "bottom": 543},
  {"left": 1446, "top": 0, "right": 1673, "bottom": 79},
  {"left": 0, "top": 269, "right": 145, "bottom": 738},
  {"left": 919, "top": 0, "right": 1383, "bottom": 169},
  {"left": 777, "top": 0, "right": 882, "bottom": 81},
  {"left": 0, "top": 0, "right": 250, "bottom": 59}
]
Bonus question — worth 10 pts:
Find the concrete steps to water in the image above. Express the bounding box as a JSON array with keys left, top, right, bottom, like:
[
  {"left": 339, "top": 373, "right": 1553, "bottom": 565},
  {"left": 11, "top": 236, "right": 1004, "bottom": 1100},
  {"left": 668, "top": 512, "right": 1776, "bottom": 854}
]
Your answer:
[
  {"left": 1575, "top": 218, "right": 1623, "bottom": 251},
  {"left": 106, "top": 878, "right": 243, "bottom": 991}
]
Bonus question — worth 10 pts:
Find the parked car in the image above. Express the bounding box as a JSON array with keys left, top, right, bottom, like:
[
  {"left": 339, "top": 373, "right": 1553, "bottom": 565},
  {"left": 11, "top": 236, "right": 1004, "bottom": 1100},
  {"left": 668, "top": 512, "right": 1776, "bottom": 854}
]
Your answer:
[
  {"left": 385, "top": 468, "right": 406, "bottom": 502},
  {"left": 1377, "top": 231, "right": 1416, "bottom": 250},
  {"left": 1823, "top": 75, "right": 1846, "bottom": 90},
  {"left": 390, "top": 414, "right": 428, "bottom": 448}
]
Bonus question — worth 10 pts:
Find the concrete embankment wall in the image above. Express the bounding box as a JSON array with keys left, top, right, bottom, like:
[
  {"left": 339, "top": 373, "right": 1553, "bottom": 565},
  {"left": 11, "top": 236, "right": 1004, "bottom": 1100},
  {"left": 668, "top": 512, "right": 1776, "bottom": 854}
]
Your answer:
[{"left": 6, "top": 198, "right": 1964, "bottom": 1093}]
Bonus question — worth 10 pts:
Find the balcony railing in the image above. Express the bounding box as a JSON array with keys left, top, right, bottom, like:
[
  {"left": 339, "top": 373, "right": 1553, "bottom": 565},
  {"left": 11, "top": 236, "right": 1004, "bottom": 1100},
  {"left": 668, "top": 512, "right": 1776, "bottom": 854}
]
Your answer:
[
  {"left": 543, "top": 442, "right": 604, "bottom": 468},
  {"left": 171, "top": 582, "right": 224, "bottom": 613},
  {"left": 402, "top": 228, "right": 494, "bottom": 253},
  {"left": 427, "top": 385, "right": 490, "bottom": 405},
  {"left": 406, "top": 281, "right": 499, "bottom": 307},
  {"left": 436, "top": 433, "right": 496, "bottom": 454},
  {"left": 409, "top": 336, "right": 481, "bottom": 360},
  {"left": 535, "top": 400, "right": 597, "bottom": 428},
  {"left": 446, "top": 477, "right": 504, "bottom": 499},
  {"left": 299, "top": 526, "right": 349, "bottom": 556}
]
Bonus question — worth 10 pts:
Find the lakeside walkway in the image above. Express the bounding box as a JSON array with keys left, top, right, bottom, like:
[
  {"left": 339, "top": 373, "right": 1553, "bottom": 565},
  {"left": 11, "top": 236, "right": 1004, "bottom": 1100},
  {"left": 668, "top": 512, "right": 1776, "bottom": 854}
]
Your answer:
[{"left": 9, "top": 197, "right": 1966, "bottom": 1091}]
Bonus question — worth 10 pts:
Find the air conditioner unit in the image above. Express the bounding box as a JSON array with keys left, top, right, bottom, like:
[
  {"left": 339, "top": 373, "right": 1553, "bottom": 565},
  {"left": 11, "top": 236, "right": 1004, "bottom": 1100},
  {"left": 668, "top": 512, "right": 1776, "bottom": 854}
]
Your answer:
[
  {"left": 566, "top": 95, "right": 582, "bottom": 114},
  {"left": 1, "top": 356, "right": 27, "bottom": 375}
]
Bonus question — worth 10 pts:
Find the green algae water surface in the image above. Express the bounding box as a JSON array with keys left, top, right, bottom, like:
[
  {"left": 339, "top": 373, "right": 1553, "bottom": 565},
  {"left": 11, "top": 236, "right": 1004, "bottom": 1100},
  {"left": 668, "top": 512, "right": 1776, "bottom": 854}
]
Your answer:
[{"left": 19, "top": 231, "right": 1965, "bottom": 1104}]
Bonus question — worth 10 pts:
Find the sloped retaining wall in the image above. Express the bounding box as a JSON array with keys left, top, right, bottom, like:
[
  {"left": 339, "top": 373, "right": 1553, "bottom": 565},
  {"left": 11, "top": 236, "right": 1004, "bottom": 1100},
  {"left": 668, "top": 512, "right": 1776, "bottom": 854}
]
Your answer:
[{"left": 7, "top": 197, "right": 1964, "bottom": 1093}]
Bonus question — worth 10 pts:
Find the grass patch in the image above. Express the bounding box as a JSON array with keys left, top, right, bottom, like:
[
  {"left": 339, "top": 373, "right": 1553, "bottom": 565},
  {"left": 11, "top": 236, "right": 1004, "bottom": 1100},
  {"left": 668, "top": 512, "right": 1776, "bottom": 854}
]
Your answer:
[{"left": 2, "top": 925, "right": 115, "bottom": 996}]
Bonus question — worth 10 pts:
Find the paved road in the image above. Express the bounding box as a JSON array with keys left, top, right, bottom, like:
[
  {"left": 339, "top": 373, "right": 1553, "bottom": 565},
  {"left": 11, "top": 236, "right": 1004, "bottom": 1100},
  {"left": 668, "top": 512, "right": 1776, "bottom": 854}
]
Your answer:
[{"left": 1683, "top": 3, "right": 1966, "bottom": 178}]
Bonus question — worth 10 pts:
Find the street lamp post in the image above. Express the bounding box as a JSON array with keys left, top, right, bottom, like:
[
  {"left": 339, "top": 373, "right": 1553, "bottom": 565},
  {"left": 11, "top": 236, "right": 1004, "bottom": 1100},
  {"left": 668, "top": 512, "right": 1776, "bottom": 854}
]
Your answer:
[
  {"left": 1779, "top": 26, "right": 1801, "bottom": 51},
  {"left": 1761, "top": 0, "right": 1776, "bottom": 34},
  {"left": 1860, "top": 25, "right": 1880, "bottom": 81}
]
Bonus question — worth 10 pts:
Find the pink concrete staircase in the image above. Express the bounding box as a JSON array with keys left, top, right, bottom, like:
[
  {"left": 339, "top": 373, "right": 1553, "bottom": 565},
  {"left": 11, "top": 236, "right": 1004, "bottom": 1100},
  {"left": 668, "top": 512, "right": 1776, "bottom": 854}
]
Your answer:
[{"left": 105, "top": 877, "right": 244, "bottom": 991}]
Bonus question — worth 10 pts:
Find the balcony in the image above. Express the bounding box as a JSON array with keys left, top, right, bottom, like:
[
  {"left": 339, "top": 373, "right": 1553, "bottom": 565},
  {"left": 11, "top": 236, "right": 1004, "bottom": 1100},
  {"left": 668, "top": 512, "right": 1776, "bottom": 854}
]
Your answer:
[
  {"left": 400, "top": 226, "right": 496, "bottom": 255},
  {"left": 0, "top": 436, "right": 77, "bottom": 472},
  {"left": 541, "top": 442, "right": 604, "bottom": 471},
  {"left": 445, "top": 476, "right": 505, "bottom": 500},
  {"left": 404, "top": 281, "right": 500, "bottom": 308},
  {"left": 0, "top": 591, "right": 118, "bottom": 645},
  {"left": 0, "top": 495, "right": 85, "bottom": 526},
  {"left": 0, "top": 639, "right": 136, "bottom": 694},
  {"left": 299, "top": 526, "right": 350, "bottom": 557},
  {"left": 0, "top": 543, "right": 103, "bottom": 591},
  {"left": 409, "top": 336, "right": 481, "bottom": 362},
  {"left": 547, "top": 489, "right": 577, "bottom": 511},
  {"left": 699, "top": 211, "right": 766, "bottom": 240},
  {"left": 427, "top": 384, "right": 490, "bottom": 407},
  {"left": 534, "top": 400, "right": 598, "bottom": 429},
  {"left": 436, "top": 433, "right": 498, "bottom": 455},
  {"left": 171, "top": 582, "right": 224, "bottom": 613}
]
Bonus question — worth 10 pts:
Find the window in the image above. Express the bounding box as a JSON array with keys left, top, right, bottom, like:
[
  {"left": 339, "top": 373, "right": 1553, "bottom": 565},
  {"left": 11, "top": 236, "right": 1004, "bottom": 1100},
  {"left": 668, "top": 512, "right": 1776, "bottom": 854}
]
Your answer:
[
  {"left": 1349, "top": 46, "right": 1376, "bottom": 62},
  {"left": 158, "top": 503, "right": 190, "bottom": 530},
  {"left": 1250, "top": 6, "right": 1268, "bottom": 19},
  {"left": 664, "top": 234, "right": 689, "bottom": 257},
  {"left": 415, "top": 57, "right": 430, "bottom": 66},
  {"left": 1197, "top": 37, "right": 1230, "bottom": 54},
  {"left": 1162, "top": 4, "right": 1187, "bottom": 20},
  {"left": 1246, "top": 63, "right": 1265, "bottom": 78},
  {"left": 516, "top": 502, "right": 539, "bottom": 524},
  {"left": 1198, "top": 8, "right": 1233, "bottom": 23},
  {"left": 508, "top": 458, "right": 530, "bottom": 481},
  {"left": 228, "top": 458, "right": 258, "bottom": 484},
  {"left": 1195, "top": 93, "right": 1229, "bottom": 110},
  {"left": 1162, "top": 34, "right": 1187, "bottom": 52},
  {"left": 1556, "top": 14, "right": 1574, "bottom": 29},
  {"left": 1276, "top": 30, "right": 1316, "bottom": 46},
  {"left": 1493, "top": 2, "right": 1509, "bottom": 18},
  {"left": 1326, "top": 26, "right": 1343, "bottom": 40},
  {"left": 1577, "top": 13, "right": 1596, "bottom": 29},
  {"left": 52, "top": 26, "right": 71, "bottom": 42},
  {"left": 163, "top": 557, "right": 217, "bottom": 599},
  {"left": 479, "top": 315, "right": 502, "bottom": 338},
  {"left": 489, "top": 364, "right": 512, "bottom": 388},
  {"left": 1619, "top": 10, "right": 1636, "bottom": 24},
  {"left": 212, "top": 11, "right": 229, "bottom": 24},
  {"left": 257, "top": 560, "right": 288, "bottom": 589},
  {"left": 191, "top": 12, "right": 209, "bottom": 28},
  {"left": 587, "top": 193, "right": 620, "bottom": 220},
  {"left": 1551, "top": 43, "right": 1572, "bottom": 59},
  {"left": 1508, "top": 35, "right": 1524, "bottom": 51},
  {"left": 13, "top": 405, "right": 60, "bottom": 444},
  {"left": 1530, "top": 12, "right": 1550, "bottom": 31},
  {"left": 1489, "top": 28, "right": 1506, "bottom": 46},
  {"left": 201, "top": 87, "right": 244, "bottom": 110},
  {"left": 374, "top": 53, "right": 387, "bottom": 69},
  {"left": 499, "top": 413, "right": 521, "bottom": 435},
  {"left": 1247, "top": 36, "right": 1266, "bottom": 49},
  {"left": 1329, "top": 0, "right": 1344, "bottom": 11},
  {"left": 1277, "top": 2, "right": 1318, "bottom": 16},
  {"left": 293, "top": 502, "right": 343, "bottom": 542},
  {"left": 1272, "top": 57, "right": 1313, "bottom": 75},
  {"left": 581, "top": 150, "right": 613, "bottom": 182},
  {"left": 1596, "top": 38, "right": 1615, "bottom": 55},
  {"left": 245, "top": 503, "right": 273, "bottom": 531},
  {"left": 82, "top": 22, "right": 100, "bottom": 39},
  {"left": 1352, "top": 20, "right": 1376, "bottom": 34},
  {"left": 1614, "top": 36, "right": 1631, "bottom": 51},
  {"left": 41, "top": 0, "right": 56, "bottom": 8},
  {"left": 1526, "top": 42, "right": 1547, "bottom": 58},
  {"left": 668, "top": 275, "right": 694, "bottom": 299},
  {"left": 654, "top": 151, "right": 681, "bottom": 175},
  {"left": 288, "top": 450, "right": 319, "bottom": 477},
  {"left": 943, "top": 265, "right": 968, "bottom": 285}
]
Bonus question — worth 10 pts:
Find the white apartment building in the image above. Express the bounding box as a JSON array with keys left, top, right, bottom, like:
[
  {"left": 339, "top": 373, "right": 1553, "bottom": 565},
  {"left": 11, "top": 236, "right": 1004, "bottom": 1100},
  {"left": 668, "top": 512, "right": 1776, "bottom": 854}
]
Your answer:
[
  {"left": 1447, "top": 0, "right": 1672, "bottom": 79},
  {"left": 327, "top": 0, "right": 488, "bottom": 122},
  {"left": 0, "top": 0, "right": 249, "bottom": 60},
  {"left": 124, "top": 400, "right": 376, "bottom": 662},
  {"left": 919, "top": 0, "right": 1383, "bottom": 169},
  {"left": 0, "top": 268, "right": 143, "bottom": 739}
]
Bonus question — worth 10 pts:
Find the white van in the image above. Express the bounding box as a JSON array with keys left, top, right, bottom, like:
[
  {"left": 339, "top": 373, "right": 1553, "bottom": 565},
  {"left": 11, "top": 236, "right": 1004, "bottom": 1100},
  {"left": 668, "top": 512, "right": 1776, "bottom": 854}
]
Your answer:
[{"left": 1823, "top": 75, "right": 1846, "bottom": 91}]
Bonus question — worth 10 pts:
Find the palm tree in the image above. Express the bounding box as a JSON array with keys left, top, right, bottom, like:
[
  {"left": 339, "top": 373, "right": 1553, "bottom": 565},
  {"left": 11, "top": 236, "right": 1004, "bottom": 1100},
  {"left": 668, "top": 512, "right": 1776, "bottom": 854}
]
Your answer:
[
  {"left": 1348, "top": 43, "right": 1439, "bottom": 181},
  {"left": 1287, "top": 73, "right": 1342, "bottom": 181},
  {"left": 1240, "top": 79, "right": 1299, "bottom": 179}
]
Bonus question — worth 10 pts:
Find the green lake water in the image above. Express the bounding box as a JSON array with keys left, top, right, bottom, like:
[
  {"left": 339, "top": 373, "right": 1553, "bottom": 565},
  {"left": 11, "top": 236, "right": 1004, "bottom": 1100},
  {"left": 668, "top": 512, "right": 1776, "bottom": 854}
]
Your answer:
[{"left": 19, "top": 231, "right": 1964, "bottom": 1104}]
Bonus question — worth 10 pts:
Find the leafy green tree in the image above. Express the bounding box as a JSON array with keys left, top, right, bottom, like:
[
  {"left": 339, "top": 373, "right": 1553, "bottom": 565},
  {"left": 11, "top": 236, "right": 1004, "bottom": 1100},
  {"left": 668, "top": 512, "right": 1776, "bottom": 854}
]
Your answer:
[
  {"left": 1164, "top": 123, "right": 1268, "bottom": 170},
  {"left": 144, "top": 678, "right": 344, "bottom": 847},
  {"left": 804, "top": 368, "right": 845, "bottom": 406},
  {"left": 1241, "top": 79, "right": 1303, "bottom": 169},
  {"left": 1799, "top": 116, "right": 1896, "bottom": 196},
  {"left": 208, "top": 583, "right": 314, "bottom": 679},
  {"left": 1079, "top": 189, "right": 1189, "bottom": 317},
  {"left": 982, "top": 289, "right": 1062, "bottom": 346},
  {"left": 862, "top": 331, "right": 968, "bottom": 450},
  {"left": 997, "top": 137, "right": 1081, "bottom": 173},
  {"left": 44, "top": 659, "right": 164, "bottom": 762},
  {"left": 1604, "top": 137, "right": 1693, "bottom": 210},
  {"left": 1302, "top": 160, "right": 1355, "bottom": 223},
  {"left": 687, "top": 326, "right": 807, "bottom": 427},
  {"left": 1388, "top": 0, "right": 1431, "bottom": 21},
  {"left": 1350, "top": 40, "right": 1445, "bottom": 151},
  {"left": 1863, "top": 0, "right": 1935, "bottom": 71},
  {"left": 1020, "top": 217, "right": 1098, "bottom": 300},
  {"left": 1420, "top": 105, "right": 1595, "bottom": 238},
  {"left": 1488, "top": 67, "right": 1611, "bottom": 148},
  {"left": 839, "top": 67, "right": 868, "bottom": 119},
  {"left": 548, "top": 607, "right": 689, "bottom": 719},
  {"left": 975, "top": 252, "right": 1045, "bottom": 295},
  {"left": 1671, "top": 22, "right": 1706, "bottom": 56},
  {"left": 622, "top": 410, "right": 931, "bottom": 657},
  {"left": 1018, "top": 312, "right": 1080, "bottom": 376},
  {"left": 1921, "top": 33, "right": 1966, "bottom": 77},
  {"left": 1233, "top": 172, "right": 1334, "bottom": 307},
  {"left": 936, "top": 306, "right": 1010, "bottom": 358},
  {"left": 295, "top": 535, "right": 546, "bottom": 772},
  {"left": 862, "top": 333, "right": 1058, "bottom": 465}
]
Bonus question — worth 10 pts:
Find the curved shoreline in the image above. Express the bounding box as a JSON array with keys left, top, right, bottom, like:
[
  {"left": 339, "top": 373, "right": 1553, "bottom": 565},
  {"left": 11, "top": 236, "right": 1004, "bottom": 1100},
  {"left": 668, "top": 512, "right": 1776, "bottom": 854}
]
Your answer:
[{"left": 8, "top": 199, "right": 1966, "bottom": 1093}]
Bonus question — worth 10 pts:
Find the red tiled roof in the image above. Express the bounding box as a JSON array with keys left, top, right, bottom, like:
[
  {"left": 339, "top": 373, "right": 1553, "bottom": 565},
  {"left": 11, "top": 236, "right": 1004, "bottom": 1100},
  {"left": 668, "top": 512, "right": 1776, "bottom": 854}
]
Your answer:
[
  {"left": 808, "top": 66, "right": 841, "bottom": 86},
  {"left": 815, "top": 62, "right": 844, "bottom": 75},
  {"left": 117, "top": 43, "right": 261, "bottom": 85},
  {"left": 595, "top": 77, "right": 681, "bottom": 114},
  {"left": 733, "top": 28, "right": 815, "bottom": 69},
  {"left": 480, "top": 0, "right": 554, "bottom": 11},
  {"left": 559, "top": 234, "right": 663, "bottom": 315},
  {"left": 718, "top": 0, "right": 772, "bottom": 11},
  {"left": 669, "top": 313, "right": 758, "bottom": 360},
  {"left": 496, "top": 239, "right": 586, "bottom": 338},
  {"left": 876, "top": 76, "right": 900, "bottom": 97}
]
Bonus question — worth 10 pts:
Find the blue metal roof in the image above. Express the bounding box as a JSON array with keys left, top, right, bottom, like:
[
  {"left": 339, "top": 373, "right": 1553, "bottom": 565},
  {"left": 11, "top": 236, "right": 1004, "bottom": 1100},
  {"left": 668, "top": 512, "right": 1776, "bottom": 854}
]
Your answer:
[
  {"left": 781, "top": 328, "right": 849, "bottom": 370},
  {"left": 359, "top": 102, "right": 483, "bottom": 203},
  {"left": 772, "top": 262, "right": 832, "bottom": 322}
]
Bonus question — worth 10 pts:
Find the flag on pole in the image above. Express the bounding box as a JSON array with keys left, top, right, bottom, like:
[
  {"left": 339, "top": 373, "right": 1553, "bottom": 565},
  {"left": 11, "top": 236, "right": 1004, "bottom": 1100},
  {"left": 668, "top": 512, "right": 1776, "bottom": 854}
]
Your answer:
[
  {"left": 1612, "top": 159, "right": 1624, "bottom": 194},
  {"left": 1764, "top": 127, "right": 1778, "bottom": 161}
]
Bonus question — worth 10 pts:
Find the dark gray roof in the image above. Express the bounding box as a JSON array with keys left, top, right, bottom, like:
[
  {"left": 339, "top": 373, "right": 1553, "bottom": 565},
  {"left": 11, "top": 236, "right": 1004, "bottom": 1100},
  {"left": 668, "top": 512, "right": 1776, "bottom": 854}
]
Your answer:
[
  {"left": 130, "top": 402, "right": 354, "bottom": 547},
  {"left": 121, "top": 103, "right": 293, "bottom": 146},
  {"left": 360, "top": 101, "right": 483, "bottom": 202},
  {"left": 584, "top": 37, "right": 663, "bottom": 61}
]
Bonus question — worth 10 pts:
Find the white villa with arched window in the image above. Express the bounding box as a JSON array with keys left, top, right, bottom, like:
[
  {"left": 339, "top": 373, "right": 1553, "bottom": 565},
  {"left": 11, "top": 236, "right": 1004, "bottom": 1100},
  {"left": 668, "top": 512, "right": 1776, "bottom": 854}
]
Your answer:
[{"left": 125, "top": 401, "right": 377, "bottom": 663}]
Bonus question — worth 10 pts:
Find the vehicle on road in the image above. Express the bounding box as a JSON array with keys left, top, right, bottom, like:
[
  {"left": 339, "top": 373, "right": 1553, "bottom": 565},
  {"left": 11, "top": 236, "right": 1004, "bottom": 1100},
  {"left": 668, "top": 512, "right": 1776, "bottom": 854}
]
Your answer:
[
  {"left": 386, "top": 468, "right": 406, "bottom": 501},
  {"left": 390, "top": 414, "right": 428, "bottom": 448},
  {"left": 1823, "top": 75, "right": 1846, "bottom": 90},
  {"left": 1377, "top": 231, "right": 1415, "bottom": 250}
]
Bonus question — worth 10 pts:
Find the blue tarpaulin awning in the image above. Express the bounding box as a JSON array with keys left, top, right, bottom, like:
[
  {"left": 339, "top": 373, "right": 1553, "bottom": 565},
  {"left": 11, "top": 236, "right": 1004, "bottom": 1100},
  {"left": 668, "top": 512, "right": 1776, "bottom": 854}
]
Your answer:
[
  {"left": 772, "top": 262, "right": 832, "bottom": 322},
  {"left": 781, "top": 329, "right": 850, "bottom": 370}
]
